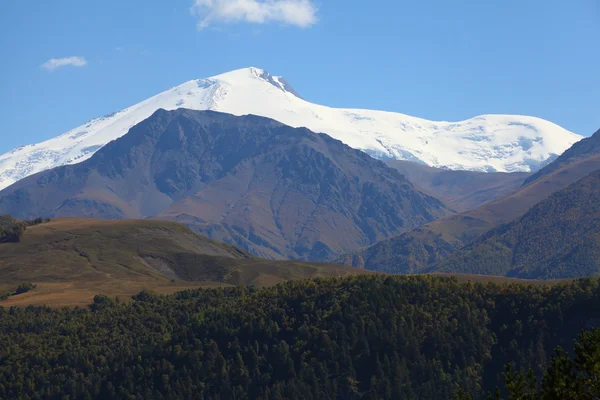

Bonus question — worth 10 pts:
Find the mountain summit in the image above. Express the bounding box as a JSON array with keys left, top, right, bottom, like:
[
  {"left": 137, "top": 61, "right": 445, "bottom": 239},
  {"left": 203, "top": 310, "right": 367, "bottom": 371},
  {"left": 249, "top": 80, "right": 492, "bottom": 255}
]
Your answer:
[
  {"left": 0, "top": 109, "right": 452, "bottom": 260},
  {"left": 0, "top": 67, "right": 582, "bottom": 190}
]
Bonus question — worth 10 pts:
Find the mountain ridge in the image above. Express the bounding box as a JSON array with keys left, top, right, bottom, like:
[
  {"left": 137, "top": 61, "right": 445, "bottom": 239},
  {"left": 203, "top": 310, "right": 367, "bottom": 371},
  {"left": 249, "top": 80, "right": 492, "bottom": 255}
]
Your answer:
[
  {"left": 0, "top": 109, "right": 452, "bottom": 260},
  {"left": 523, "top": 127, "right": 600, "bottom": 186},
  {"left": 0, "top": 67, "right": 582, "bottom": 190},
  {"left": 340, "top": 126, "right": 600, "bottom": 274},
  {"left": 435, "top": 167, "right": 600, "bottom": 278}
]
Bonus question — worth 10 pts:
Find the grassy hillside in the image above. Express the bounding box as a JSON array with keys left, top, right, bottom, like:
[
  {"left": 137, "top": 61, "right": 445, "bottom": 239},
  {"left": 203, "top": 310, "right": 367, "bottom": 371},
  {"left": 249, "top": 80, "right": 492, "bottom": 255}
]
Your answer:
[
  {"left": 0, "top": 218, "right": 250, "bottom": 282},
  {"left": 0, "top": 218, "right": 371, "bottom": 306}
]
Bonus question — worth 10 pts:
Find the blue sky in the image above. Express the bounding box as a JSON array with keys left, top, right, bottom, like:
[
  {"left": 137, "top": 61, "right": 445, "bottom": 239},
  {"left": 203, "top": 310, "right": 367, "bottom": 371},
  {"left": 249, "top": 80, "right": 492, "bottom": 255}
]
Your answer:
[{"left": 1, "top": 0, "right": 599, "bottom": 154}]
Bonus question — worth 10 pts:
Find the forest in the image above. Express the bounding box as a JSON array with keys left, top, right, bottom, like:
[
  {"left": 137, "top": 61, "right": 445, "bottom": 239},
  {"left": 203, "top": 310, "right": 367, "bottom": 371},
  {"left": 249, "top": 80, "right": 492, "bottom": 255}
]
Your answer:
[
  {"left": 436, "top": 168, "right": 600, "bottom": 279},
  {"left": 0, "top": 215, "right": 50, "bottom": 244},
  {"left": 1, "top": 275, "right": 600, "bottom": 399}
]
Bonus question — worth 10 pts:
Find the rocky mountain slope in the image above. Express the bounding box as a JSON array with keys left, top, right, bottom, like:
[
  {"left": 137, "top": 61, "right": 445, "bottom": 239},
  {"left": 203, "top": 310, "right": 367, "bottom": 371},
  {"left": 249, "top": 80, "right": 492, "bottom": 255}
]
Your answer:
[
  {"left": 386, "top": 160, "right": 530, "bottom": 212},
  {"left": 0, "top": 109, "right": 451, "bottom": 260},
  {"left": 0, "top": 67, "right": 582, "bottom": 190},
  {"left": 523, "top": 128, "right": 600, "bottom": 185}
]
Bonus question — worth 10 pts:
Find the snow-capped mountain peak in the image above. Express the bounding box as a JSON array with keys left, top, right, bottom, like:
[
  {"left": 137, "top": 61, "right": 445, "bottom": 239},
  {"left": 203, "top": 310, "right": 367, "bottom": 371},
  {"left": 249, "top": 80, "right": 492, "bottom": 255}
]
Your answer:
[{"left": 0, "top": 67, "right": 583, "bottom": 191}]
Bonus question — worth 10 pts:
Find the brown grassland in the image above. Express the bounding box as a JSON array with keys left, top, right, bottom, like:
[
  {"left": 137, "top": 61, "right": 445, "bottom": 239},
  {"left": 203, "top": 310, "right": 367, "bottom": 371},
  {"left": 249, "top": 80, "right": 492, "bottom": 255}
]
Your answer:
[
  {"left": 0, "top": 218, "right": 373, "bottom": 306},
  {"left": 0, "top": 218, "right": 568, "bottom": 307}
]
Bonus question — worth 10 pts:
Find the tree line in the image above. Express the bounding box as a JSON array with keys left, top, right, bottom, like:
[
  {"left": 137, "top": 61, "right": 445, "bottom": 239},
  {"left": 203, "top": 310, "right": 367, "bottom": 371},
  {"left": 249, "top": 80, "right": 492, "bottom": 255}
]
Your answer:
[{"left": 0, "top": 215, "right": 50, "bottom": 243}]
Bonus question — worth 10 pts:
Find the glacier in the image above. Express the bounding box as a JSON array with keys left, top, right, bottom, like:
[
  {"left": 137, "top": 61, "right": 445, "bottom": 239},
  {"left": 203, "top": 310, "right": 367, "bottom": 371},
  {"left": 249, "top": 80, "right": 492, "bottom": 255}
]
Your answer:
[{"left": 0, "top": 67, "right": 583, "bottom": 191}]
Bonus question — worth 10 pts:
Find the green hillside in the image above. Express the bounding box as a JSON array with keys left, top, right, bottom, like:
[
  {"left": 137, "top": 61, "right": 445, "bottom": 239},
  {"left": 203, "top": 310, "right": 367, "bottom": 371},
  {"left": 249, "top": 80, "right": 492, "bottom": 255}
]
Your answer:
[
  {"left": 436, "top": 169, "right": 600, "bottom": 278},
  {"left": 341, "top": 128, "right": 600, "bottom": 275}
]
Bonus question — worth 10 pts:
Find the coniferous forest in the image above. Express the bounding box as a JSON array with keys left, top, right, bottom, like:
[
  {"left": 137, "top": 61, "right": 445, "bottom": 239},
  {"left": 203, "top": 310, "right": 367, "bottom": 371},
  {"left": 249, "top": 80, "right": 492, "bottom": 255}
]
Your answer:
[{"left": 2, "top": 275, "right": 600, "bottom": 399}]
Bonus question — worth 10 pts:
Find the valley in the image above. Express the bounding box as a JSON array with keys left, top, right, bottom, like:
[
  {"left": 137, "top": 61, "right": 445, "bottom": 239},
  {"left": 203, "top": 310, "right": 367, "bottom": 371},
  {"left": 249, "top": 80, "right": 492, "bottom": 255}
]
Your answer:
[{"left": 386, "top": 160, "right": 531, "bottom": 212}]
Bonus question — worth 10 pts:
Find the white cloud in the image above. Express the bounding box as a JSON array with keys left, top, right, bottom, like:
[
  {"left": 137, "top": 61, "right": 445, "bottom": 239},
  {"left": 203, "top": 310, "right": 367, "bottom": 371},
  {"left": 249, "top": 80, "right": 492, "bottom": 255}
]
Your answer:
[
  {"left": 41, "top": 56, "right": 88, "bottom": 71},
  {"left": 191, "top": 0, "right": 318, "bottom": 30}
]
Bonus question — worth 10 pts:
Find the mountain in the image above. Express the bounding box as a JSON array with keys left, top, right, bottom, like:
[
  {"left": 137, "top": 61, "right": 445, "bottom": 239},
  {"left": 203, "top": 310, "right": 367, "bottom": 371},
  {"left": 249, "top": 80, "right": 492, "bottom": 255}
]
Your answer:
[
  {"left": 0, "top": 109, "right": 451, "bottom": 260},
  {"left": 0, "top": 218, "right": 372, "bottom": 306},
  {"left": 435, "top": 168, "right": 600, "bottom": 278},
  {"left": 386, "top": 160, "right": 530, "bottom": 212},
  {"left": 341, "top": 127, "right": 600, "bottom": 273},
  {"left": 0, "top": 67, "right": 582, "bottom": 191},
  {"left": 523, "top": 127, "right": 600, "bottom": 186}
]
